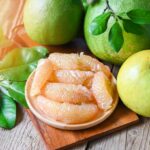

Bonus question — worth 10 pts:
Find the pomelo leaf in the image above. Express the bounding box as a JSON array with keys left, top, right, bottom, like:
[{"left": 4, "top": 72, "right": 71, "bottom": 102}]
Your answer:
[
  {"left": 123, "top": 19, "right": 144, "bottom": 35},
  {"left": 0, "top": 94, "right": 16, "bottom": 129},
  {"left": 127, "top": 9, "right": 150, "bottom": 24},
  {"left": 0, "top": 81, "right": 27, "bottom": 108},
  {"left": 0, "top": 46, "right": 48, "bottom": 81},
  {"left": 89, "top": 12, "right": 111, "bottom": 35},
  {"left": 109, "top": 22, "right": 124, "bottom": 52}
]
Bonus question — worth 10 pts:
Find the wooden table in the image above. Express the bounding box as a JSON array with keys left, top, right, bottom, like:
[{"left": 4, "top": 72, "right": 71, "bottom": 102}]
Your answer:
[
  {"left": 0, "top": 107, "right": 150, "bottom": 150},
  {"left": 0, "top": 66, "right": 150, "bottom": 150}
]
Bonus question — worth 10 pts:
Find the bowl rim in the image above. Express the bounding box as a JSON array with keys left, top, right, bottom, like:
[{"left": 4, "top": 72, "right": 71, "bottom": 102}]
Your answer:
[{"left": 25, "top": 71, "right": 119, "bottom": 130}]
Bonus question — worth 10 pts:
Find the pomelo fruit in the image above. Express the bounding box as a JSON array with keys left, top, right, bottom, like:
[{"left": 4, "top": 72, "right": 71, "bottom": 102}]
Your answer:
[
  {"left": 23, "top": 0, "right": 83, "bottom": 45},
  {"left": 84, "top": 0, "right": 150, "bottom": 64},
  {"left": 117, "top": 50, "right": 150, "bottom": 117}
]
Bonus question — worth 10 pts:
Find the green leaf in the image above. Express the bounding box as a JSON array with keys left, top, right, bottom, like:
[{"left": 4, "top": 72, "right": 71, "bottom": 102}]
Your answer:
[
  {"left": 109, "top": 21, "right": 124, "bottom": 52},
  {"left": 0, "top": 94, "right": 16, "bottom": 129},
  {"left": 0, "top": 81, "right": 28, "bottom": 108},
  {"left": 89, "top": 12, "right": 111, "bottom": 35},
  {"left": 0, "top": 46, "right": 48, "bottom": 81},
  {"left": 123, "top": 19, "right": 144, "bottom": 35},
  {"left": 127, "top": 9, "right": 150, "bottom": 24},
  {"left": 0, "top": 62, "right": 37, "bottom": 81}
]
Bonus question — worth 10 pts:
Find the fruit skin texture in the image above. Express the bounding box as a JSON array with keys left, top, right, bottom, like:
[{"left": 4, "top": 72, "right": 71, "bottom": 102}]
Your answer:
[
  {"left": 117, "top": 50, "right": 150, "bottom": 117},
  {"left": 84, "top": 0, "right": 150, "bottom": 64},
  {"left": 24, "top": 0, "right": 83, "bottom": 45}
]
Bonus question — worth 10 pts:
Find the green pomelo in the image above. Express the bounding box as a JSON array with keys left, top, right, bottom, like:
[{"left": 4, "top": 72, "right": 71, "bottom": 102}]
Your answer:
[
  {"left": 117, "top": 50, "right": 150, "bottom": 117},
  {"left": 24, "top": 0, "right": 83, "bottom": 45},
  {"left": 84, "top": 0, "right": 150, "bottom": 64}
]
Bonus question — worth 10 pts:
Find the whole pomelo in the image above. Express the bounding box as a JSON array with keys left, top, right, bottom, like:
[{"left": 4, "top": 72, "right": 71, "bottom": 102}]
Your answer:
[
  {"left": 24, "top": 0, "right": 83, "bottom": 45},
  {"left": 117, "top": 50, "right": 150, "bottom": 117},
  {"left": 84, "top": 0, "right": 150, "bottom": 64}
]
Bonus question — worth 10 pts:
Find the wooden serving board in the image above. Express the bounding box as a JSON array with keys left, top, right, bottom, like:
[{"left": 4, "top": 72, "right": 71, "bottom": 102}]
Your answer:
[{"left": 13, "top": 26, "right": 139, "bottom": 150}]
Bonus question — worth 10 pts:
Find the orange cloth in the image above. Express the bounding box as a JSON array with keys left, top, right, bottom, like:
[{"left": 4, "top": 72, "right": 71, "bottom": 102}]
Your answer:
[
  {"left": 0, "top": 0, "right": 25, "bottom": 38},
  {"left": 0, "top": 0, "right": 25, "bottom": 59}
]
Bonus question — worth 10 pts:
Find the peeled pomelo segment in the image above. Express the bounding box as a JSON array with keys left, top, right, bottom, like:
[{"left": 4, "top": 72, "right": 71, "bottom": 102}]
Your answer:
[
  {"left": 35, "top": 96, "right": 100, "bottom": 124},
  {"left": 31, "top": 59, "right": 53, "bottom": 96},
  {"left": 49, "top": 53, "right": 79, "bottom": 70},
  {"left": 79, "top": 54, "right": 111, "bottom": 77},
  {"left": 48, "top": 53, "right": 111, "bottom": 77},
  {"left": 91, "top": 72, "right": 114, "bottom": 110},
  {"left": 42, "top": 83, "right": 95, "bottom": 104},
  {"left": 51, "top": 70, "right": 94, "bottom": 88}
]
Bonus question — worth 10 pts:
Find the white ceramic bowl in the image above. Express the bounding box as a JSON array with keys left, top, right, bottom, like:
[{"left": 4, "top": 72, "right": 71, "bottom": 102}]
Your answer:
[{"left": 25, "top": 71, "right": 119, "bottom": 130}]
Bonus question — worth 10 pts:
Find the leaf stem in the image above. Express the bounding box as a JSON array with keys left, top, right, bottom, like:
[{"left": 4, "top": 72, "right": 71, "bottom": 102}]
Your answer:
[{"left": 105, "top": 0, "right": 118, "bottom": 20}]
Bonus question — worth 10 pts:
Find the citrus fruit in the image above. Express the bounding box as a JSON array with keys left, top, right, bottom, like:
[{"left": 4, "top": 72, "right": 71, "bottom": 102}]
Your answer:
[
  {"left": 35, "top": 96, "right": 99, "bottom": 124},
  {"left": 117, "top": 50, "right": 150, "bottom": 117},
  {"left": 52, "top": 70, "right": 94, "bottom": 87},
  {"left": 92, "top": 72, "right": 116, "bottom": 110},
  {"left": 31, "top": 59, "right": 53, "bottom": 96},
  {"left": 49, "top": 53, "right": 110, "bottom": 77},
  {"left": 42, "top": 83, "right": 94, "bottom": 104},
  {"left": 84, "top": 0, "right": 150, "bottom": 64},
  {"left": 23, "top": 0, "right": 83, "bottom": 45}
]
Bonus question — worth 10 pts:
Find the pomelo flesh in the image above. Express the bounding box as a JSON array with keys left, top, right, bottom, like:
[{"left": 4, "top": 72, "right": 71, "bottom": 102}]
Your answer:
[
  {"left": 92, "top": 72, "right": 115, "bottom": 110},
  {"left": 51, "top": 70, "right": 94, "bottom": 87},
  {"left": 34, "top": 96, "right": 100, "bottom": 124},
  {"left": 31, "top": 59, "right": 53, "bottom": 96},
  {"left": 42, "top": 83, "right": 94, "bottom": 104},
  {"left": 49, "top": 53, "right": 111, "bottom": 77}
]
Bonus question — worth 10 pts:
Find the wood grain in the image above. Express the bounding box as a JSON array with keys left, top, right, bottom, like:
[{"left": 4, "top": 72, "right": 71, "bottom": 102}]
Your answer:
[{"left": 0, "top": 106, "right": 45, "bottom": 150}]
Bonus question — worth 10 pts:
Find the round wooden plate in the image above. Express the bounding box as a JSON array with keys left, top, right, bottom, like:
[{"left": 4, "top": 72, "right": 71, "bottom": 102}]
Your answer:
[{"left": 25, "top": 71, "right": 119, "bottom": 130}]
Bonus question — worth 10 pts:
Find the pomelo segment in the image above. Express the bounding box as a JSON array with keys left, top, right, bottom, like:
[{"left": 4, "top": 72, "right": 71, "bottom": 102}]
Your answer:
[
  {"left": 79, "top": 53, "right": 111, "bottom": 77},
  {"left": 51, "top": 70, "right": 94, "bottom": 88},
  {"left": 42, "top": 83, "right": 94, "bottom": 104},
  {"left": 91, "top": 72, "right": 114, "bottom": 110},
  {"left": 49, "top": 53, "right": 79, "bottom": 70},
  {"left": 31, "top": 59, "right": 53, "bottom": 96},
  {"left": 35, "top": 96, "right": 100, "bottom": 124},
  {"left": 49, "top": 53, "right": 110, "bottom": 77}
]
